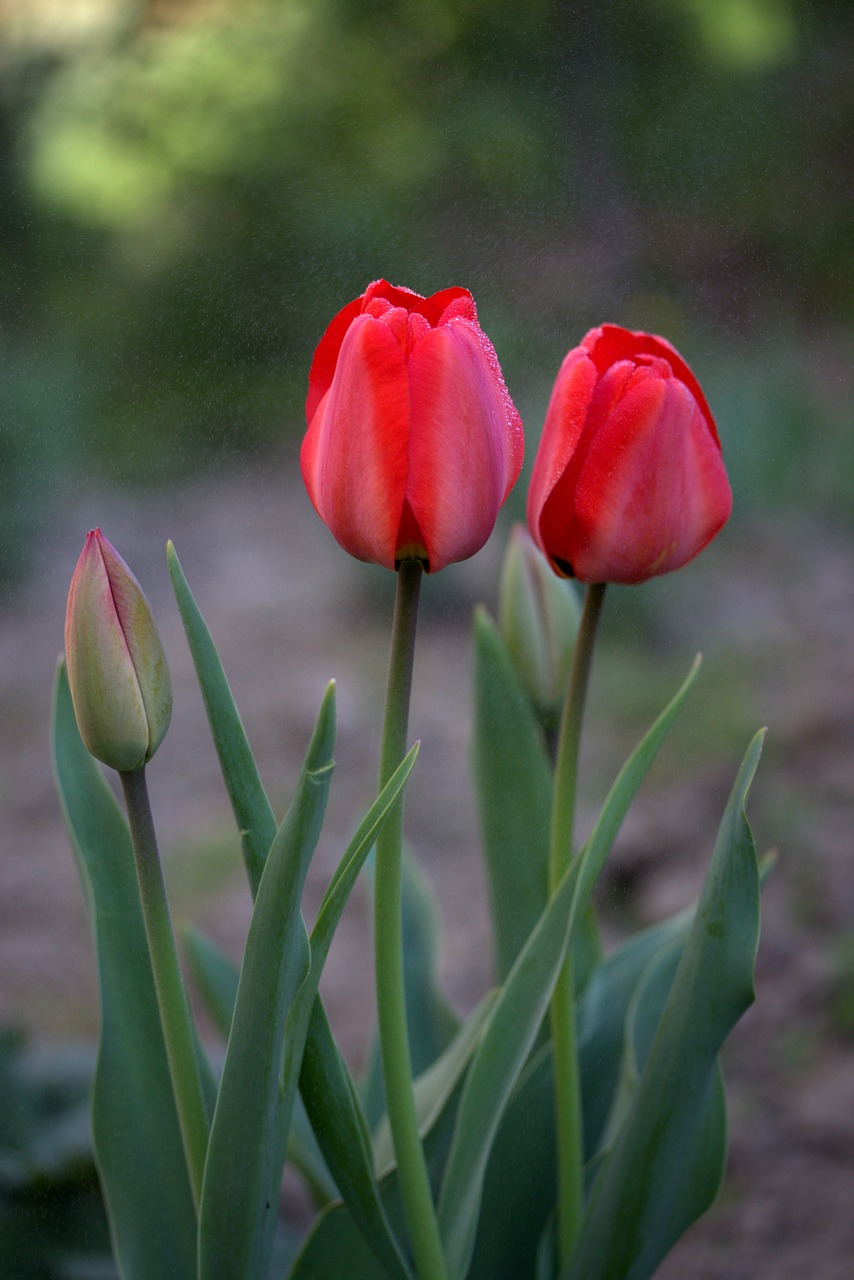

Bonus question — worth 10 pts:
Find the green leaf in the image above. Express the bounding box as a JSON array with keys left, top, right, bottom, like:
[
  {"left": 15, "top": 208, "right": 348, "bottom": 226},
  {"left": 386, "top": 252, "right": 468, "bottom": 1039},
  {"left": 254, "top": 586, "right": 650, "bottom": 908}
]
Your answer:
[
  {"left": 465, "top": 1044, "right": 555, "bottom": 1280},
  {"left": 182, "top": 922, "right": 240, "bottom": 1040},
  {"left": 471, "top": 607, "right": 552, "bottom": 980},
  {"left": 171, "top": 538, "right": 414, "bottom": 1272},
  {"left": 564, "top": 730, "right": 765, "bottom": 1280},
  {"left": 182, "top": 926, "right": 340, "bottom": 1208},
  {"left": 577, "top": 908, "right": 693, "bottom": 1157},
  {"left": 289, "top": 1065, "right": 463, "bottom": 1280},
  {"left": 51, "top": 662, "right": 197, "bottom": 1279},
  {"left": 286, "top": 747, "right": 421, "bottom": 1280},
  {"left": 190, "top": 729, "right": 418, "bottom": 1280},
  {"left": 198, "top": 683, "right": 336, "bottom": 1280},
  {"left": 167, "top": 540, "right": 277, "bottom": 893},
  {"left": 572, "top": 656, "right": 701, "bottom": 927},
  {"left": 437, "top": 658, "right": 701, "bottom": 1280},
  {"left": 299, "top": 1000, "right": 413, "bottom": 1280},
  {"left": 437, "top": 846, "right": 583, "bottom": 1278},
  {"left": 463, "top": 908, "right": 700, "bottom": 1280}
]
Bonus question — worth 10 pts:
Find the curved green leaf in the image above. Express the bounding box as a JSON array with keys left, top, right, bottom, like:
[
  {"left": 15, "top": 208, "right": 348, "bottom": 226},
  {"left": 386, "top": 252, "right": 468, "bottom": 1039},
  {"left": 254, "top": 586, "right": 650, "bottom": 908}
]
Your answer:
[
  {"left": 198, "top": 683, "right": 336, "bottom": 1280},
  {"left": 288, "top": 1064, "right": 462, "bottom": 1280},
  {"left": 187, "top": 747, "right": 420, "bottom": 1280},
  {"left": 472, "top": 608, "right": 552, "bottom": 980},
  {"left": 282, "top": 747, "right": 421, "bottom": 1280},
  {"left": 167, "top": 540, "right": 276, "bottom": 894},
  {"left": 52, "top": 662, "right": 197, "bottom": 1279},
  {"left": 577, "top": 907, "right": 693, "bottom": 1156},
  {"left": 437, "top": 658, "right": 701, "bottom": 1280},
  {"left": 564, "top": 730, "right": 765, "bottom": 1280},
  {"left": 572, "top": 656, "right": 701, "bottom": 925},
  {"left": 463, "top": 1043, "right": 555, "bottom": 1280}
]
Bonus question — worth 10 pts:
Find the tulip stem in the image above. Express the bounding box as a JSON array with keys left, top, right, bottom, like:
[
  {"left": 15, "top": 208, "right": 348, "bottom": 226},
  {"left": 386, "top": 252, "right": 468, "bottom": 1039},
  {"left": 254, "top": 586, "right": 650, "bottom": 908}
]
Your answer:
[
  {"left": 548, "top": 580, "right": 607, "bottom": 1265},
  {"left": 120, "top": 767, "right": 209, "bottom": 1216},
  {"left": 374, "top": 560, "right": 448, "bottom": 1280}
]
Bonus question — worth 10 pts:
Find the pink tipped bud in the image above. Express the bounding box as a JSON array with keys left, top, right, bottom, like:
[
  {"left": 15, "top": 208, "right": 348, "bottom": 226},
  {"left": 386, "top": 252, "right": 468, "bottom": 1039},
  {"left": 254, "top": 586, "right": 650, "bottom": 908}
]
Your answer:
[{"left": 65, "top": 530, "right": 172, "bottom": 771}]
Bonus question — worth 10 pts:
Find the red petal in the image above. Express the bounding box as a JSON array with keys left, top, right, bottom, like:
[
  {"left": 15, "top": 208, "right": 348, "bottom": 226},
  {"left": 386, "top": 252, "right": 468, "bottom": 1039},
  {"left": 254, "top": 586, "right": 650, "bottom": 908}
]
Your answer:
[
  {"left": 583, "top": 325, "right": 720, "bottom": 444},
  {"left": 306, "top": 293, "right": 366, "bottom": 423},
  {"left": 301, "top": 314, "right": 410, "bottom": 569},
  {"left": 527, "top": 349, "right": 598, "bottom": 567},
  {"left": 568, "top": 370, "right": 732, "bottom": 583},
  {"left": 406, "top": 320, "right": 523, "bottom": 572}
]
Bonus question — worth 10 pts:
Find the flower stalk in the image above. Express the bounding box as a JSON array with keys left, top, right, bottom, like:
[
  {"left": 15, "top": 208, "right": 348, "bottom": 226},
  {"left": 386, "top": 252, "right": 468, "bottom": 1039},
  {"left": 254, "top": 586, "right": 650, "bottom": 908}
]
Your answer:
[
  {"left": 120, "top": 766, "right": 209, "bottom": 1214},
  {"left": 548, "top": 580, "right": 607, "bottom": 1263},
  {"left": 374, "top": 560, "right": 448, "bottom": 1280}
]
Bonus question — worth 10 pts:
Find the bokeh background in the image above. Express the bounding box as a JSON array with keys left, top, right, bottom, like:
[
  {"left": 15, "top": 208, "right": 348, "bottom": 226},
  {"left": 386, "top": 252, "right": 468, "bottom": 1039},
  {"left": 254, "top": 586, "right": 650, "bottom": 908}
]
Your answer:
[{"left": 1, "top": 0, "right": 853, "bottom": 1276}]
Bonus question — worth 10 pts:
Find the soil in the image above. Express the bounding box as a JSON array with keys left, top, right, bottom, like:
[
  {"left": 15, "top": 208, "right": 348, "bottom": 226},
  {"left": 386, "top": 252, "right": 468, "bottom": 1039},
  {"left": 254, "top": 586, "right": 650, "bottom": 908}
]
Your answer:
[{"left": 1, "top": 455, "right": 853, "bottom": 1277}]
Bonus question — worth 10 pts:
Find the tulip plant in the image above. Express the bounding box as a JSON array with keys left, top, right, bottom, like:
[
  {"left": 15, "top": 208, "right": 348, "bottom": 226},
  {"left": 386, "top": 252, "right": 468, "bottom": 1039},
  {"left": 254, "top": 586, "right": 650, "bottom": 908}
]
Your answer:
[{"left": 54, "top": 280, "right": 764, "bottom": 1280}]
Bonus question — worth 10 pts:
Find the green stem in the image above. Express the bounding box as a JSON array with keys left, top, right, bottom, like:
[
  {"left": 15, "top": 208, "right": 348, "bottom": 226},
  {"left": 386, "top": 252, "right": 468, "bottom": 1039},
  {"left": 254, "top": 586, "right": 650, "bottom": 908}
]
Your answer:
[
  {"left": 547, "top": 581, "right": 606, "bottom": 1264},
  {"left": 120, "top": 767, "right": 209, "bottom": 1214},
  {"left": 374, "top": 561, "right": 448, "bottom": 1280}
]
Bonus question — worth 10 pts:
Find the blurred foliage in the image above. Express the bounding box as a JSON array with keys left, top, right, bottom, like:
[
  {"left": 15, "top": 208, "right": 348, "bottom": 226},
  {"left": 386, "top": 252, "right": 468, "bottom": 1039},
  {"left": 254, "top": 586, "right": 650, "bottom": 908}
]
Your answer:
[
  {"left": 0, "top": 0, "right": 852, "bottom": 575},
  {"left": 0, "top": 1026, "right": 113, "bottom": 1279}
]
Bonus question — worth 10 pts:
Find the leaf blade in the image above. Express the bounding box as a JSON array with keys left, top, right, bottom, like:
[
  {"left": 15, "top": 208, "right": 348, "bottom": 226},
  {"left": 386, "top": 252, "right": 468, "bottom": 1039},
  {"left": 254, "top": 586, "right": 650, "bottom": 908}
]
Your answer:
[
  {"left": 52, "top": 662, "right": 198, "bottom": 1280},
  {"left": 198, "top": 683, "right": 336, "bottom": 1280},
  {"left": 167, "top": 540, "right": 277, "bottom": 893},
  {"left": 565, "top": 730, "right": 765, "bottom": 1280},
  {"left": 471, "top": 608, "right": 553, "bottom": 980}
]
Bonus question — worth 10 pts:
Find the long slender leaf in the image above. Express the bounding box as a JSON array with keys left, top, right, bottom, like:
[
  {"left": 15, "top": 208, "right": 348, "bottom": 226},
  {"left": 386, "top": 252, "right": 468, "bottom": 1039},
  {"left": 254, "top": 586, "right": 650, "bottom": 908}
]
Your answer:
[
  {"left": 437, "top": 657, "right": 701, "bottom": 1280},
  {"left": 572, "top": 656, "right": 701, "bottom": 924},
  {"left": 564, "top": 730, "right": 765, "bottom": 1280},
  {"left": 577, "top": 907, "right": 693, "bottom": 1156},
  {"left": 52, "top": 662, "right": 197, "bottom": 1280},
  {"left": 464, "top": 1044, "right": 555, "bottom": 1280},
  {"left": 170, "top": 541, "right": 417, "bottom": 1273},
  {"left": 472, "top": 608, "right": 552, "bottom": 980},
  {"left": 299, "top": 1001, "right": 413, "bottom": 1280},
  {"left": 198, "top": 683, "right": 336, "bottom": 1280},
  {"left": 281, "top": 748, "right": 422, "bottom": 1280},
  {"left": 167, "top": 540, "right": 276, "bottom": 893},
  {"left": 187, "top": 749, "right": 421, "bottom": 1280},
  {"left": 289, "top": 1061, "right": 464, "bottom": 1280}
]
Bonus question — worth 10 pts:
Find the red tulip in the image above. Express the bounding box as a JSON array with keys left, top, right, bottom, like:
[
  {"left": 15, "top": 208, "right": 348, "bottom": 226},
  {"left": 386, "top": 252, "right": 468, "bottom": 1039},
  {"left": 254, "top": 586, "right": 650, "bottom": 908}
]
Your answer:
[
  {"left": 301, "top": 280, "right": 523, "bottom": 572},
  {"left": 527, "top": 325, "right": 732, "bottom": 585}
]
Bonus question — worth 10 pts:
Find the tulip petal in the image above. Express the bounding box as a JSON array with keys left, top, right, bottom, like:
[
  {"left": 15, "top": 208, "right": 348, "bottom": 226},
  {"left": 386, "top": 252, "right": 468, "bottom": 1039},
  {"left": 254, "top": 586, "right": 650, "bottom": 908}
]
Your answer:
[
  {"left": 527, "top": 350, "right": 598, "bottom": 568},
  {"left": 97, "top": 536, "right": 173, "bottom": 759},
  {"left": 406, "top": 321, "right": 524, "bottom": 572},
  {"left": 584, "top": 325, "right": 720, "bottom": 444},
  {"left": 301, "top": 315, "right": 410, "bottom": 570},
  {"left": 565, "top": 372, "right": 732, "bottom": 583}
]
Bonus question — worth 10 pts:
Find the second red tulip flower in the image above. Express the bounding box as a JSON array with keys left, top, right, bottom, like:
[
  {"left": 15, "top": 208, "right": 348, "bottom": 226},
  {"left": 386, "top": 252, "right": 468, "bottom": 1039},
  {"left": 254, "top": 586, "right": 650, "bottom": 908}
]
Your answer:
[{"left": 527, "top": 325, "right": 732, "bottom": 585}]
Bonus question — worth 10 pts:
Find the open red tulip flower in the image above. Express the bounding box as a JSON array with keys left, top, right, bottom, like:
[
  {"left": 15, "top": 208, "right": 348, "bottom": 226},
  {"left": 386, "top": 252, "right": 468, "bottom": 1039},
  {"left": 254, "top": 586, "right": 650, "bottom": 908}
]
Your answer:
[
  {"left": 527, "top": 324, "right": 732, "bottom": 585},
  {"left": 301, "top": 280, "right": 524, "bottom": 572}
]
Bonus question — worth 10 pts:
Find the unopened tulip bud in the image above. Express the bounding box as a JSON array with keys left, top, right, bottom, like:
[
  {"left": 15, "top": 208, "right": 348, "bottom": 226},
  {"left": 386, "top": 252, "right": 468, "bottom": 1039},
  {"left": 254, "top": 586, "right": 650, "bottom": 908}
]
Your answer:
[
  {"left": 65, "top": 529, "right": 172, "bottom": 771},
  {"left": 499, "top": 523, "right": 580, "bottom": 726}
]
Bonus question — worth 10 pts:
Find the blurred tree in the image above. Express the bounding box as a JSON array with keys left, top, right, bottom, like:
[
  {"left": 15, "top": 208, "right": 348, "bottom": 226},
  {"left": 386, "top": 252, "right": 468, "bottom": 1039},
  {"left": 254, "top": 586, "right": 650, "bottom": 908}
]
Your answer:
[{"left": 0, "top": 0, "right": 850, "bottom": 518}]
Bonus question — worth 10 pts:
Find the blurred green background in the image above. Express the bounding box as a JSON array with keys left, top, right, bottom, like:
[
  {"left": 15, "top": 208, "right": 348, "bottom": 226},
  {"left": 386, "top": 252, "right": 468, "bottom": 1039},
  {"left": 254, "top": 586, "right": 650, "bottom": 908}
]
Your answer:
[{"left": 1, "top": 0, "right": 852, "bottom": 581}]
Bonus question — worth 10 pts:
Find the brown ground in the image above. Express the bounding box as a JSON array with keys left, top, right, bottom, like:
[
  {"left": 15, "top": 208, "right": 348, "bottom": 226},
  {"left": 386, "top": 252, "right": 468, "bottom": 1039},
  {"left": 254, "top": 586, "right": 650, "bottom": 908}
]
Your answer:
[{"left": 1, "top": 457, "right": 853, "bottom": 1277}]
